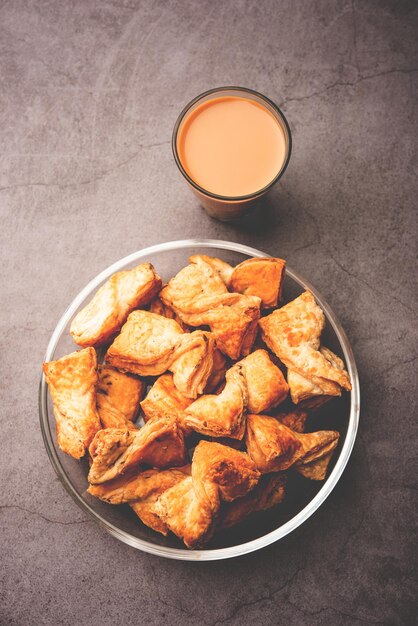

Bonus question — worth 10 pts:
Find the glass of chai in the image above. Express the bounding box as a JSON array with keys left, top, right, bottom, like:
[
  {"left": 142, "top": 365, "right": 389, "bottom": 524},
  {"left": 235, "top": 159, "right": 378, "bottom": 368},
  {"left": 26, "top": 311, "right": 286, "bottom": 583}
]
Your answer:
[{"left": 172, "top": 86, "right": 292, "bottom": 221}]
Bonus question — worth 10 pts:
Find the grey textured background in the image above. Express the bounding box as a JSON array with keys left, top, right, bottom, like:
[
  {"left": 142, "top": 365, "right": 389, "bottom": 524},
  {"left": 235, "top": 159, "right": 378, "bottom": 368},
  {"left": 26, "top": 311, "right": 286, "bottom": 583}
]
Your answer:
[{"left": 1, "top": 0, "right": 417, "bottom": 624}]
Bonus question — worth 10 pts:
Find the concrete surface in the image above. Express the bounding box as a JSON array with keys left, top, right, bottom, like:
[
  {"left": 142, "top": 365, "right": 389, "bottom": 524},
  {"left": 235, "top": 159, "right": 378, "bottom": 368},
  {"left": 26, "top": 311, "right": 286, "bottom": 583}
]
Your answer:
[{"left": 1, "top": 0, "right": 417, "bottom": 624}]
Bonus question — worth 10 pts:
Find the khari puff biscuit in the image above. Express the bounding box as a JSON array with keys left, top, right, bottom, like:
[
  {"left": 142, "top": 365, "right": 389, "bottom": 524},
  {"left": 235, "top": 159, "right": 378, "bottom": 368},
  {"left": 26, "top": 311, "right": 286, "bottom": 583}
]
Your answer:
[
  {"left": 106, "top": 310, "right": 216, "bottom": 398},
  {"left": 154, "top": 441, "right": 260, "bottom": 548},
  {"left": 149, "top": 295, "right": 191, "bottom": 332},
  {"left": 70, "top": 263, "right": 161, "bottom": 347},
  {"left": 240, "top": 349, "right": 289, "bottom": 413},
  {"left": 229, "top": 257, "right": 286, "bottom": 308},
  {"left": 204, "top": 348, "right": 229, "bottom": 392},
  {"left": 259, "top": 291, "right": 351, "bottom": 404},
  {"left": 184, "top": 349, "right": 288, "bottom": 439},
  {"left": 273, "top": 409, "right": 336, "bottom": 479},
  {"left": 129, "top": 468, "right": 190, "bottom": 535},
  {"left": 88, "top": 466, "right": 191, "bottom": 505},
  {"left": 88, "top": 466, "right": 191, "bottom": 536},
  {"left": 184, "top": 365, "right": 248, "bottom": 440},
  {"left": 160, "top": 256, "right": 261, "bottom": 360},
  {"left": 275, "top": 408, "right": 309, "bottom": 433},
  {"left": 97, "top": 365, "right": 144, "bottom": 430},
  {"left": 286, "top": 348, "right": 347, "bottom": 406},
  {"left": 190, "top": 255, "right": 286, "bottom": 308},
  {"left": 43, "top": 347, "right": 101, "bottom": 459},
  {"left": 141, "top": 373, "right": 193, "bottom": 435},
  {"left": 246, "top": 413, "right": 339, "bottom": 479},
  {"left": 219, "top": 474, "right": 287, "bottom": 529},
  {"left": 88, "top": 416, "right": 187, "bottom": 484}
]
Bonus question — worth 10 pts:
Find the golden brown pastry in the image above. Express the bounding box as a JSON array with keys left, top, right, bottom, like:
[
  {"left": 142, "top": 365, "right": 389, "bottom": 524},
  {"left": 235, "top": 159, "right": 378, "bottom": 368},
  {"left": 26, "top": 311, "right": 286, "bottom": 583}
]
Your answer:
[
  {"left": 130, "top": 469, "right": 187, "bottom": 536},
  {"left": 295, "top": 452, "right": 337, "bottom": 481},
  {"left": 156, "top": 476, "right": 212, "bottom": 545},
  {"left": 274, "top": 409, "right": 335, "bottom": 479},
  {"left": 106, "top": 310, "right": 216, "bottom": 398},
  {"left": 246, "top": 414, "right": 301, "bottom": 473},
  {"left": 185, "top": 365, "right": 248, "bottom": 439},
  {"left": 190, "top": 255, "right": 286, "bottom": 308},
  {"left": 286, "top": 348, "right": 345, "bottom": 405},
  {"left": 184, "top": 350, "right": 288, "bottom": 439},
  {"left": 246, "top": 413, "right": 339, "bottom": 478},
  {"left": 88, "top": 465, "right": 191, "bottom": 504},
  {"left": 230, "top": 257, "right": 286, "bottom": 308},
  {"left": 141, "top": 373, "right": 193, "bottom": 434},
  {"left": 219, "top": 474, "right": 287, "bottom": 529},
  {"left": 204, "top": 348, "right": 229, "bottom": 393},
  {"left": 70, "top": 263, "right": 162, "bottom": 347},
  {"left": 240, "top": 349, "right": 289, "bottom": 413},
  {"left": 97, "top": 365, "right": 144, "bottom": 430},
  {"left": 190, "top": 254, "right": 234, "bottom": 285},
  {"left": 160, "top": 256, "right": 260, "bottom": 359},
  {"left": 274, "top": 408, "right": 309, "bottom": 433},
  {"left": 150, "top": 295, "right": 190, "bottom": 332},
  {"left": 169, "top": 331, "right": 216, "bottom": 400},
  {"left": 88, "top": 416, "right": 187, "bottom": 484},
  {"left": 154, "top": 441, "right": 260, "bottom": 548},
  {"left": 88, "top": 466, "right": 190, "bottom": 535},
  {"left": 107, "top": 310, "right": 183, "bottom": 373},
  {"left": 43, "top": 348, "right": 101, "bottom": 459},
  {"left": 259, "top": 291, "right": 351, "bottom": 403}
]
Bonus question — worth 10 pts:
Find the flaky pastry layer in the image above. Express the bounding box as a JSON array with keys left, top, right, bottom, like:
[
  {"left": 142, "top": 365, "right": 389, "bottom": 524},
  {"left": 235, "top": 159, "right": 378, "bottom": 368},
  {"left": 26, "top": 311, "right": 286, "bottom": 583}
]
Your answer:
[
  {"left": 97, "top": 365, "right": 144, "bottom": 430},
  {"left": 160, "top": 256, "right": 261, "bottom": 359},
  {"left": 246, "top": 413, "right": 339, "bottom": 478},
  {"left": 88, "top": 417, "right": 187, "bottom": 484},
  {"left": 106, "top": 310, "right": 216, "bottom": 398},
  {"left": 70, "top": 263, "right": 161, "bottom": 347},
  {"left": 154, "top": 441, "right": 260, "bottom": 548},
  {"left": 259, "top": 291, "right": 351, "bottom": 404},
  {"left": 184, "top": 349, "right": 288, "bottom": 439},
  {"left": 43, "top": 347, "right": 101, "bottom": 459}
]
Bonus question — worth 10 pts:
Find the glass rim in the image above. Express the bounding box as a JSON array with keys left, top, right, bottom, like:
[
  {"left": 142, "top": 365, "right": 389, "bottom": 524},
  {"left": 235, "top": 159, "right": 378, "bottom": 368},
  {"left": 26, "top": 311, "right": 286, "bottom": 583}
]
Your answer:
[
  {"left": 39, "top": 238, "right": 360, "bottom": 561},
  {"left": 172, "top": 87, "right": 293, "bottom": 202}
]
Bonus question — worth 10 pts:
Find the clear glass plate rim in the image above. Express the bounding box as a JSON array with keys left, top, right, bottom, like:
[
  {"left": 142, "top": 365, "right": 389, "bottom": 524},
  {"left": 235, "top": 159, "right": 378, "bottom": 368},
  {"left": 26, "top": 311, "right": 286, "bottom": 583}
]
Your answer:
[{"left": 39, "top": 238, "right": 360, "bottom": 561}]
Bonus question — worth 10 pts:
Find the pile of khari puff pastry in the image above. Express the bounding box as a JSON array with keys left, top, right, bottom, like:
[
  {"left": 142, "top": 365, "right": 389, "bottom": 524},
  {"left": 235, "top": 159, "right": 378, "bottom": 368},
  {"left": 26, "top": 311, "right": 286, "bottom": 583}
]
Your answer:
[{"left": 43, "top": 255, "right": 352, "bottom": 549}]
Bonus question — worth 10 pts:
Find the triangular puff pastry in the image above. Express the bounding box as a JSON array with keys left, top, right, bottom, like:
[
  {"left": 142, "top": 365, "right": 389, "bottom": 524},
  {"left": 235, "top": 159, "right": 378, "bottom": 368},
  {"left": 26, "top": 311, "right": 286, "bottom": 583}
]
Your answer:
[
  {"left": 274, "top": 408, "right": 309, "bottom": 433},
  {"left": 185, "top": 365, "right": 248, "bottom": 440},
  {"left": 204, "top": 348, "right": 229, "bottom": 392},
  {"left": 43, "top": 347, "right": 101, "bottom": 459},
  {"left": 240, "top": 349, "right": 289, "bottom": 413},
  {"left": 160, "top": 255, "right": 261, "bottom": 359},
  {"left": 88, "top": 466, "right": 191, "bottom": 536},
  {"left": 219, "top": 474, "right": 287, "bottom": 529},
  {"left": 88, "top": 465, "right": 191, "bottom": 505},
  {"left": 154, "top": 441, "right": 260, "bottom": 548},
  {"left": 149, "top": 295, "right": 191, "bottom": 332},
  {"left": 88, "top": 416, "right": 187, "bottom": 484},
  {"left": 97, "top": 365, "right": 144, "bottom": 430},
  {"left": 273, "top": 409, "right": 337, "bottom": 480},
  {"left": 229, "top": 257, "right": 286, "bottom": 309},
  {"left": 141, "top": 373, "right": 193, "bottom": 434},
  {"left": 184, "top": 349, "right": 289, "bottom": 439},
  {"left": 106, "top": 310, "right": 216, "bottom": 398},
  {"left": 129, "top": 468, "right": 190, "bottom": 535},
  {"left": 190, "top": 255, "right": 286, "bottom": 309},
  {"left": 246, "top": 413, "right": 339, "bottom": 479},
  {"left": 70, "top": 263, "right": 161, "bottom": 347},
  {"left": 259, "top": 291, "right": 351, "bottom": 404},
  {"left": 286, "top": 347, "right": 346, "bottom": 406}
]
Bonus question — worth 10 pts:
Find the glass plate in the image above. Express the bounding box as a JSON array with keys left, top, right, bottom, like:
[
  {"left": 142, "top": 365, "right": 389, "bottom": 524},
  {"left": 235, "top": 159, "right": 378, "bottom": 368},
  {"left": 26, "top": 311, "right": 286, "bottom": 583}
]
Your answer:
[{"left": 39, "top": 239, "right": 360, "bottom": 561}]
